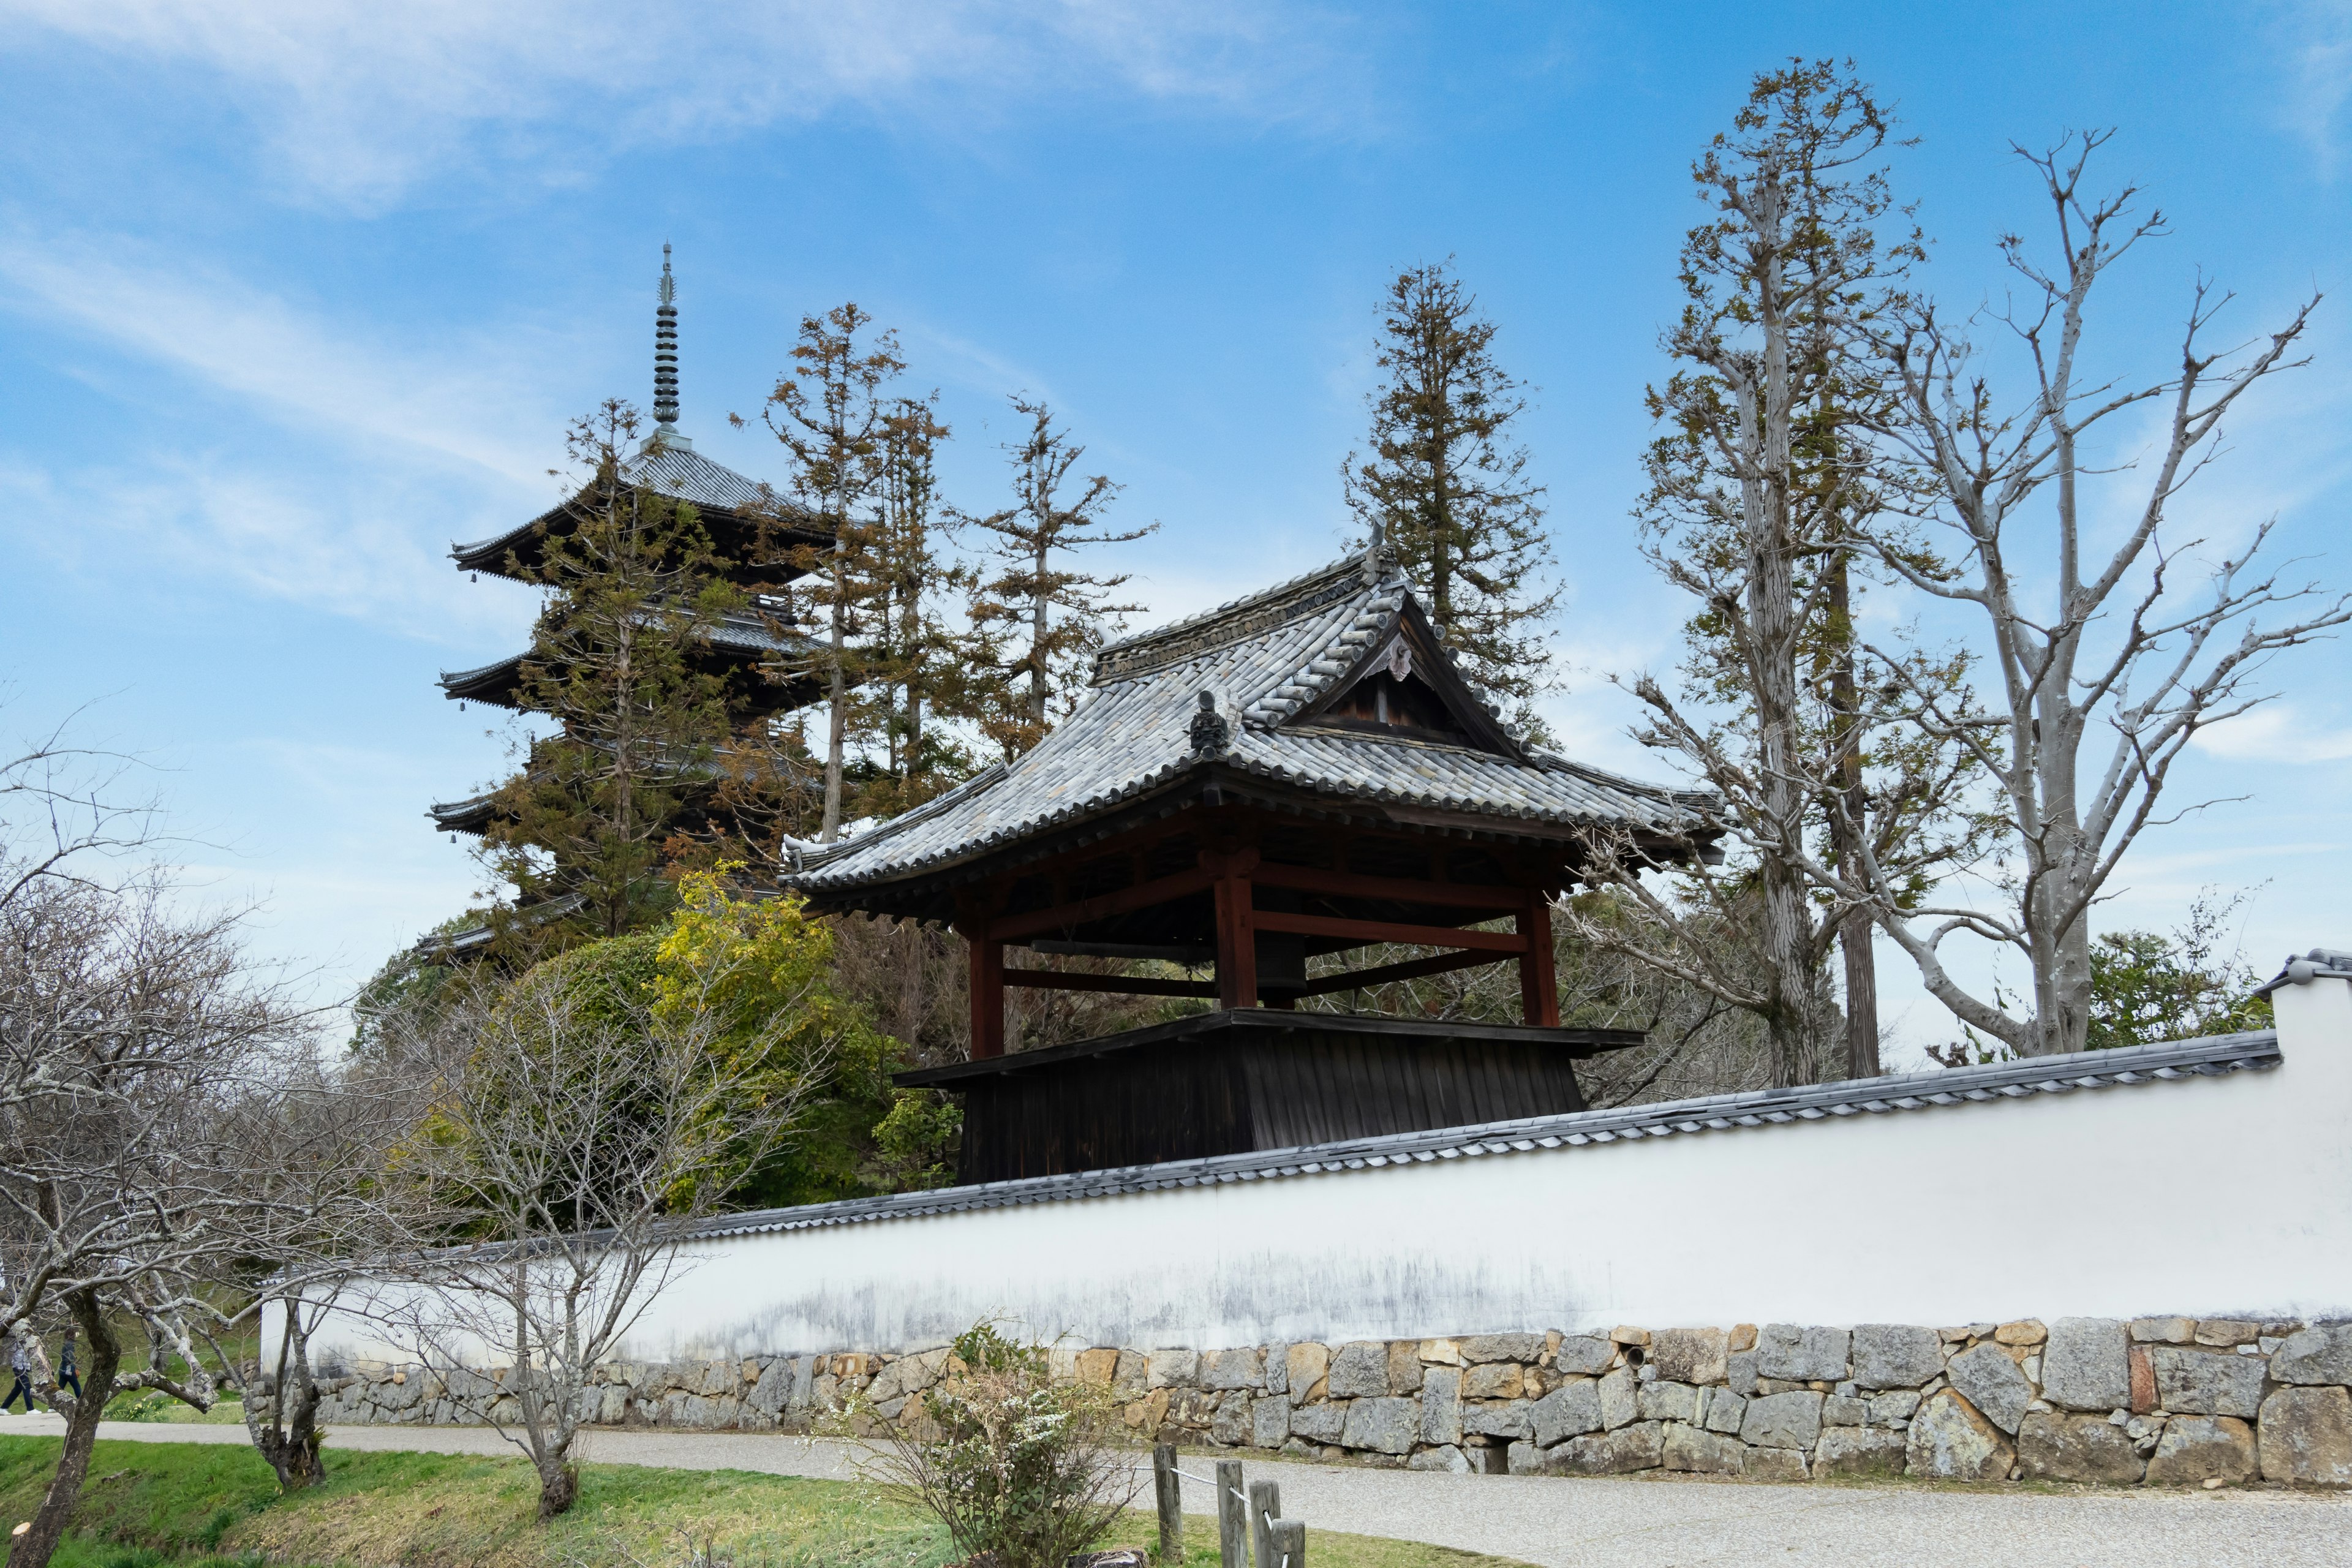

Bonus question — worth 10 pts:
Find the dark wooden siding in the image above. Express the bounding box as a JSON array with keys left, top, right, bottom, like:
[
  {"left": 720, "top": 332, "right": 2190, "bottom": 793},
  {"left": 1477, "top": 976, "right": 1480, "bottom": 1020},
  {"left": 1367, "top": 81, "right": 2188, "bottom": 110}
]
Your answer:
[{"left": 949, "top": 1019, "right": 1592, "bottom": 1183}]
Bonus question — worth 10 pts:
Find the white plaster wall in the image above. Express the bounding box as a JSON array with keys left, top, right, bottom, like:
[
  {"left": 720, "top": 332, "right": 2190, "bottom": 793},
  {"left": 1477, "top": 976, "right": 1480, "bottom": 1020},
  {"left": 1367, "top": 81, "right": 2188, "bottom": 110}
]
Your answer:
[{"left": 303, "top": 973, "right": 2352, "bottom": 1366}]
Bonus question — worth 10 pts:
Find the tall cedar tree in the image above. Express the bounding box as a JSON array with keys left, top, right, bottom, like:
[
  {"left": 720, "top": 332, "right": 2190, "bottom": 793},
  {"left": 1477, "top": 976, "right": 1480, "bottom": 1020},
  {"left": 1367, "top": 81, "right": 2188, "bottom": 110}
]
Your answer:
[
  {"left": 750, "top": 303, "right": 905, "bottom": 842},
  {"left": 1344, "top": 261, "right": 1558, "bottom": 731},
  {"left": 966, "top": 398, "right": 1155, "bottom": 758},
  {"left": 858, "top": 394, "right": 981, "bottom": 816},
  {"left": 1582, "top": 61, "right": 1983, "bottom": 1086},
  {"left": 484, "top": 401, "right": 781, "bottom": 946}
]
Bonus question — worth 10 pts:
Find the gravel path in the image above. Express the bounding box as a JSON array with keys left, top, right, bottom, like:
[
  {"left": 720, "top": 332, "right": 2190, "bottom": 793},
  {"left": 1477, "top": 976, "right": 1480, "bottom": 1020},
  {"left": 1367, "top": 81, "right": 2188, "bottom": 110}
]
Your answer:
[{"left": 4, "top": 1412, "right": 2344, "bottom": 1567}]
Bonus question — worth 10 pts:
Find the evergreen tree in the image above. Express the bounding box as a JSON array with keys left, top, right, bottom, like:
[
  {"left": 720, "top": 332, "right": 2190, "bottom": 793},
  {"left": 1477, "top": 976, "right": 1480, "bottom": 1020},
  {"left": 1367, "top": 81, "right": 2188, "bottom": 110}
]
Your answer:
[
  {"left": 858, "top": 394, "right": 981, "bottom": 816},
  {"left": 749, "top": 303, "right": 905, "bottom": 841},
  {"left": 1344, "top": 260, "right": 1558, "bottom": 729},
  {"left": 481, "top": 401, "right": 797, "bottom": 948},
  {"left": 965, "top": 398, "right": 1155, "bottom": 758}
]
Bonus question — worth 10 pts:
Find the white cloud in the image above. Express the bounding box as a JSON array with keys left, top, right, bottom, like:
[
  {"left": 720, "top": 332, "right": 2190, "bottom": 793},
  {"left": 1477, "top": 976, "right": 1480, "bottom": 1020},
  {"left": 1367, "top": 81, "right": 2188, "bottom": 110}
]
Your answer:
[
  {"left": 2274, "top": 0, "right": 2352, "bottom": 175},
  {"left": 3, "top": 0, "right": 1365, "bottom": 208},
  {"left": 2191, "top": 704, "right": 2352, "bottom": 764}
]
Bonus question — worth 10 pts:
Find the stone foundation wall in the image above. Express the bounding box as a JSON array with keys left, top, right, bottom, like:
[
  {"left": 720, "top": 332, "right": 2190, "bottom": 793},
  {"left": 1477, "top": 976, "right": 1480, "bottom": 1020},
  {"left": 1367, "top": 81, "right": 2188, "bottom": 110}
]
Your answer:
[{"left": 308, "top": 1314, "right": 2352, "bottom": 1488}]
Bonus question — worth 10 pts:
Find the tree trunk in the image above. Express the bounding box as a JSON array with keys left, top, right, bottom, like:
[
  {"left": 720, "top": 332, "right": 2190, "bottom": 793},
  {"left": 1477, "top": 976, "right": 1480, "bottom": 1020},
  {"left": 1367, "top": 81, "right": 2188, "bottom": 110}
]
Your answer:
[
  {"left": 245, "top": 1300, "right": 325, "bottom": 1491},
  {"left": 821, "top": 543, "right": 848, "bottom": 841},
  {"left": 8, "top": 1292, "right": 119, "bottom": 1568},
  {"left": 534, "top": 1457, "right": 579, "bottom": 1521},
  {"left": 1826, "top": 551, "right": 1879, "bottom": 1078}
]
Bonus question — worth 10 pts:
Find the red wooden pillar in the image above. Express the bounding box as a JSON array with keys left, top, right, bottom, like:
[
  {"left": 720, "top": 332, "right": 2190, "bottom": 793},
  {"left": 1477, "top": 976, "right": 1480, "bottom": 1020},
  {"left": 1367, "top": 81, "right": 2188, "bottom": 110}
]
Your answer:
[
  {"left": 962, "top": 918, "right": 1005, "bottom": 1059},
  {"left": 1205, "top": 848, "right": 1260, "bottom": 1011},
  {"left": 1518, "top": 889, "right": 1559, "bottom": 1027}
]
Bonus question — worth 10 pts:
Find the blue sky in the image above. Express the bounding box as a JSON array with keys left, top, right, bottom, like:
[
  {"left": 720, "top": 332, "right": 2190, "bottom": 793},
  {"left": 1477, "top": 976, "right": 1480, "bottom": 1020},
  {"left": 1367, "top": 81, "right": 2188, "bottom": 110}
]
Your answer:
[{"left": 2, "top": 1, "right": 2347, "bottom": 1055}]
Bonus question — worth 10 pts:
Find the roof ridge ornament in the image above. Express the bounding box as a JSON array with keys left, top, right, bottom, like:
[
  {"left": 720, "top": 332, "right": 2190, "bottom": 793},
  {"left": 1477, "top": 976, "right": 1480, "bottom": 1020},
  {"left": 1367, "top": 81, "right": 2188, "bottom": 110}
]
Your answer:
[
  {"left": 1188, "top": 690, "right": 1231, "bottom": 755},
  {"left": 1361, "top": 516, "right": 1393, "bottom": 586},
  {"left": 654, "top": 243, "right": 680, "bottom": 433}
]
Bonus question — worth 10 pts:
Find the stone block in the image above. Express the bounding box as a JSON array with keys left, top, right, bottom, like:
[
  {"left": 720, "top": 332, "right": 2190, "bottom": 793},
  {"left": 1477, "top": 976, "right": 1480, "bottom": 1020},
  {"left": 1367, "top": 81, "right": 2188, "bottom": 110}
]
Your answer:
[
  {"left": 2150, "top": 1346, "right": 2264, "bottom": 1418},
  {"left": 2259, "top": 1386, "right": 2352, "bottom": 1486},
  {"left": 1290, "top": 1399, "right": 1347, "bottom": 1443},
  {"left": 1410, "top": 1444, "right": 1470, "bottom": 1472},
  {"left": 1387, "top": 1343, "right": 1425, "bottom": 1395},
  {"left": 1599, "top": 1366, "right": 1638, "bottom": 1431},
  {"left": 1649, "top": 1327, "right": 1729, "bottom": 1386},
  {"left": 1284, "top": 1343, "right": 1329, "bottom": 1405},
  {"left": 2193, "top": 1319, "right": 2261, "bottom": 1348},
  {"left": 1945, "top": 1342, "right": 2033, "bottom": 1436},
  {"left": 1727, "top": 1350, "right": 1760, "bottom": 1397},
  {"left": 1505, "top": 1439, "right": 1546, "bottom": 1475},
  {"left": 1746, "top": 1447, "right": 1808, "bottom": 1482},
  {"left": 1611, "top": 1325, "right": 1651, "bottom": 1346},
  {"left": 1741, "top": 1390, "right": 1823, "bottom": 1450},
  {"left": 1112, "top": 1350, "right": 1149, "bottom": 1401},
  {"left": 1638, "top": 1380, "right": 1700, "bottom": 1423},
  {"left": 1703, "top": 1389, "right": 1746, "bottom": 1435},
  {"left": 1553, "top": 1420, "right": 1665, "bottom": 1476},
  {"left": 1814, "top": 1426, "right": 1907, "bottom": 1480},
  {"left": 1463, "top": 1362, "right": 1523, "bottom": 1401},
  {"left": 1994, "top": 1321, "right": 2046, "bottom": 1346},
  {"left": 1905, "top": 1391, "right": 2014, "bottom": 1481},
  {"left": 1852, "top": 1324, "right": 1943, "bottom": 1390},
  {"left": 1209, "top": 1390, "right": 1253, "bottom": 1447},
  {"left": 2129, "top": 1343, "right": 2157, "bottom": 1415},
  {"left": 1147, "top": 1349, "right": 1199, "bottom": 1390},
  {"left": 1327, "top": 1342, "right": 1390, "bottom": 1399},
  {"left": 1662, "top": 1421, "right": 1746, "bottom": 1475},
  {"left": 2041, "top": 1319, "right": 2129, "bottom": 1413},
  {"left": 1555, "top": 1335, "right": 1614, "bottom": 1376},
  {"left": 1252, "top": 1394, "right": 1291, "bottom": 1449},
  {"left": 2145, "top": 1415, "right": 2257, "bottom": 1487},
  {"left": 1420, "top": 1366, "right": 1463, "bottom": 1446},
  {"left": 1463, "top": 1398, "right": 1531, "bottom": 1440},
  {"left": 1169, "top": 1389, "right": 1219, "bottom": 1428},
  {"left": 1341, "top": 1395, "right": 1420, "bottom": 1455},
  {"left": 1200, "top": 1348, "right": 1262, "bottom": 1392},
  {"left": 2018, "top": 1411, "right": 2147, "bottom": 1485},
  {"left": 747, "top": 1359, "right": 794, "bottom": 1417},
  {"left": 1868, "top": 1390, "right": 1921, "bottom": 1425},
  {"left": 1463, "top": 1333, "right": 1548, "bottom": 1364},
  {"left": 2132, "top": 1317, "right": 2193, "bottom": 1344},
  {"left": 1128, "top": 1389, "right": 1170, "bottom": 1432},
  {"left": 2271, "top": 1325, "right": 2352, "bottom": 1386},
  {"left": 1419, "top": 1338, "right": 1463, "bottom": 1366},
  {"left": 1261, "top": 1346, "right": 1288, "bottom": 1396},
  {"left": 1822, "top": 1395, "right": 1866, "bottom": 1427},
  {"left": 1069, "top": 1347, "right": 1117, "bottom": 1387},
  {"left": 1531, "top": 1378, "right": 1602, "bottom": 1446},
  {"left": 1760, "top": 1324, "right": 1850, "bottom": 1383}
]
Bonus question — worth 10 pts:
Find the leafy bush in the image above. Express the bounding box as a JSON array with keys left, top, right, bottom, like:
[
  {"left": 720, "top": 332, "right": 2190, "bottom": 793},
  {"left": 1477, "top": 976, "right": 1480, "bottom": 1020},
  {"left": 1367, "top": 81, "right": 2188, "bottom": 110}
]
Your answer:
[{"left": 861, "top": 1324, "right": 1139, "bottom": 1568}]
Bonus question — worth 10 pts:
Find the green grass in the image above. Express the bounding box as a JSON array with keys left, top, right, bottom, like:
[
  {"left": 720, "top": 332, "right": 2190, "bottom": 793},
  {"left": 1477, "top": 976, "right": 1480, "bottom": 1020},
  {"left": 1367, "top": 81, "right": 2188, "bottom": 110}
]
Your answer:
[{"left": 0, "top": 1434, "right": 1523, "bottom": 1568}]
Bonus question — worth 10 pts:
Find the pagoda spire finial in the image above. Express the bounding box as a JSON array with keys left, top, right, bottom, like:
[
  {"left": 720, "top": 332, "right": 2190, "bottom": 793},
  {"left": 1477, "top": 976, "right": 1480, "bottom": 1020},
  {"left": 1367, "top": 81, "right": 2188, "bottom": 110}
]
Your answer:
[{"left": 654, "top": 243, "right": 680, "bottom": 433}]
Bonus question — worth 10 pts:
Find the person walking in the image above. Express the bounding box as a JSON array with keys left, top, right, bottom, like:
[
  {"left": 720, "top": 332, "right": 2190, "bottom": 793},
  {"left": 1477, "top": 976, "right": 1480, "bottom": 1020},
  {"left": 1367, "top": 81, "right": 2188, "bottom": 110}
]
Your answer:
[
  {"left": 2, "top": 1333, "right": 36, "bottom": 1414},
  {"left": 56, "top": 1329, "right": 81, "bottom": 1403}
]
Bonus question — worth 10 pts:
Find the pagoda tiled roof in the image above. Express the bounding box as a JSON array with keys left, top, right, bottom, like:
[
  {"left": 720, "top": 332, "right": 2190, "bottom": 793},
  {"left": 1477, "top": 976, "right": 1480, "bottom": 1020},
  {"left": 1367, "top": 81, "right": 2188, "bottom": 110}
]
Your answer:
[
  {"left": 786, "top": 554, "right": 1714, "bottom": 897},
  {"left": 437, "top": 602, "right": 810, "bottom": 706},
  {"left": 451, "top": 437, "right": 812, "bottom": 578}
]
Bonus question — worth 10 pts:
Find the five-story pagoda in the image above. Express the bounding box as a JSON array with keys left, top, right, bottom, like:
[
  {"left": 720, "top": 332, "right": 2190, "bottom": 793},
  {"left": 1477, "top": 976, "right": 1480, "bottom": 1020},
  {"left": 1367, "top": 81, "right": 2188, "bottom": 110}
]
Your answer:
[{"left": 427, "top": 249, "right": 832, "bottom": 953}]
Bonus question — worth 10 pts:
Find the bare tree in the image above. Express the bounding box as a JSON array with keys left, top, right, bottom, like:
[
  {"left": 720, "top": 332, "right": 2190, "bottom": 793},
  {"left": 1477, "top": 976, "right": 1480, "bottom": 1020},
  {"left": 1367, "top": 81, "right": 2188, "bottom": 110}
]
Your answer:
[
  {"left": 1857, "top": 133, "right": 2347, "bottom": 1057},
  {"left": 366, "top": 938, "right": 821, "bottom": 1519},
  {"left": 0, "top": 870, "right": 312, "bottom": 1568}
]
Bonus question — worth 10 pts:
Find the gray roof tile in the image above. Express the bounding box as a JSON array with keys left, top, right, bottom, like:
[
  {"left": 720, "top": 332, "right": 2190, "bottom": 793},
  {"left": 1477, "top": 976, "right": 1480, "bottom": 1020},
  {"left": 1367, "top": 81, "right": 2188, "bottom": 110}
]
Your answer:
[{"left": 789, "top": 554, "right": 1713, "bottom": 892}]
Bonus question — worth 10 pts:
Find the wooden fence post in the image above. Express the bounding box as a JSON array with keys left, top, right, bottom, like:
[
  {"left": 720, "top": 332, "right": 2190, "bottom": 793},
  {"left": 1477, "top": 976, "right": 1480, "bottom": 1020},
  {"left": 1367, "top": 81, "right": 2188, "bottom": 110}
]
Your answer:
[
  {"left": 1215, "top": 1459, "right": 1247, "bottom": 1568},
  {"left": 1248, "top": 1479, "right": 1281, "bottom": 1568},
  {"left": 1268, "top": 1520, "right": 1305, "bottom": 1568},
  {"left": 1153, "top": 1443, "right": 1183, "bottom": 1566}
]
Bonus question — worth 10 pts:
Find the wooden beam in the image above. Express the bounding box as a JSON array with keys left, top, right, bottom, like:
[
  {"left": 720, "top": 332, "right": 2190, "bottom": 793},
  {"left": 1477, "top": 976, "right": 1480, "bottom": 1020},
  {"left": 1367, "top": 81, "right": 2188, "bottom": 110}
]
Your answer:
[
  {"left": 989, "top": 864, "right": 1219, "bottom": 944},
  {"left": 1519, "top": 890, "right": 1559, "bottom": 1027},
  {"left": 1210, "top": 851, "right": 1258, "bottom": 1009},
  {"left": 1000, "top": 968, "right": 1218, "bottom": 998},
  {"left": 1251, "top": 860, "right": 1528, "bottom": 911},
  {"left": 965, "top": 925, "right": 1005, "bottom": 1060},
  {"left": 1297, "top": 946, "right": 1504, "bottom": 997},
  {"left": 1250, "top": 909, "right": 1529, "bottom": 953}
]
